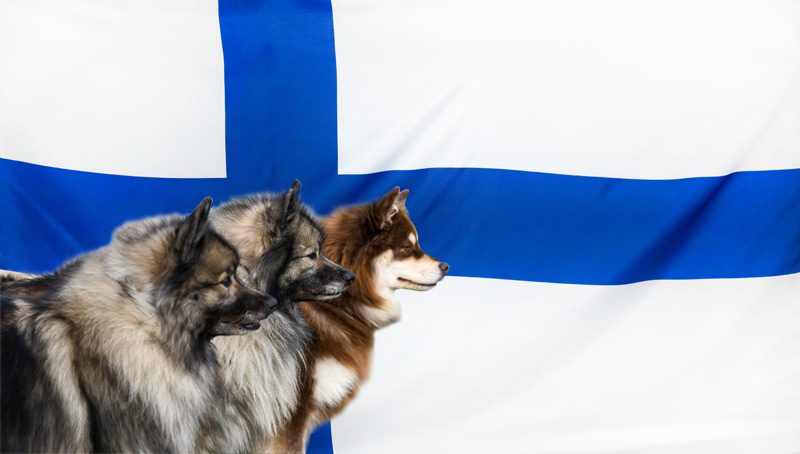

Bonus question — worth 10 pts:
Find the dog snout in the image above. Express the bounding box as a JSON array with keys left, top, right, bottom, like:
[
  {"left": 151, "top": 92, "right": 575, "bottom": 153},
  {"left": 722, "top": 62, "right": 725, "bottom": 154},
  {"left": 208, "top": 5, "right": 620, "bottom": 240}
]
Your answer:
[
  {"left": 234, "top": 276, "right": 278, "bottom": 317},
  {"left": 343, "top": 269, "right": 355, "bottom": 285},
  {"left": 439, "top": 262, "right": 450, "bottom": 275},
  {"left": 251, "top": 292, "right": 278, "bottom": 320},
  {"left": 264, "top": 294, "right": 278, "bottom": 312},
  {"left": 236, "top": 274, "right": 278, "bottom": 317},
  {"left": 241, "top": 293, "right": 277, "bottom": 331}
]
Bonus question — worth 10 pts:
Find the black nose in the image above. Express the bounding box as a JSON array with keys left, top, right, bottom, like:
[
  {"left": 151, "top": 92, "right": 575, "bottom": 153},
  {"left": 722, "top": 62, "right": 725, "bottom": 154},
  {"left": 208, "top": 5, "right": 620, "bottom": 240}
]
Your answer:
[
  {"left": 264, "top": 294, "right": 278, "bottom": 311},
  {"left": 343, "top": 270, "right": 355, "bottom": 285},
  {"left": 439, "top": 262, "right": 450, "bottom": 274}
]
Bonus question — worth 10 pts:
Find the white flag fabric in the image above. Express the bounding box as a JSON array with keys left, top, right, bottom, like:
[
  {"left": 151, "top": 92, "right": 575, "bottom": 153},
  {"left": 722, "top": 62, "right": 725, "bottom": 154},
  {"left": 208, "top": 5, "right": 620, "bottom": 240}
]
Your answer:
[
  {"left": 0, "top": 0, "right": 226, "bottom": 178},
  {"left": 1, "top": 1, "right": 798, "bottom": 453}
]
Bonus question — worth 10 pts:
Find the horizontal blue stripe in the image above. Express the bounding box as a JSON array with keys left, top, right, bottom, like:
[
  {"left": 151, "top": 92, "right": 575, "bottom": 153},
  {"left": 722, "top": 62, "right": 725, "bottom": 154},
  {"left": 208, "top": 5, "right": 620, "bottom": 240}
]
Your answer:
[
  {"left": 3, "top": 160, "right": 799, "bottom": 285},
  {"left": 339, "top": 167, "right": 800, "bottom": 285}
]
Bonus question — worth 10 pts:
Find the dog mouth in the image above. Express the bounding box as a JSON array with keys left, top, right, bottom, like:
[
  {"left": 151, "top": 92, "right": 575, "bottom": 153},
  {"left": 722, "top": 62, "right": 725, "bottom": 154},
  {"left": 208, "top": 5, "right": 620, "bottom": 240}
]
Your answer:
[
  {"left": 313, "top": 294, "right": 340, "bottom": 301},
  {"left": 211, "top": 294, "right": 278, "bottom": 335},
  {"left": 217, "top": 312, "right": 264, "bottom": 331},
  {"left": 300, "top": 290, "right": 345, "bottom": 302},
  {"left": 299, "top": 283, "right": 352, "bottom": 301},
  {"left": 397, "top": 277, "right": 438, "bottom": 289}
]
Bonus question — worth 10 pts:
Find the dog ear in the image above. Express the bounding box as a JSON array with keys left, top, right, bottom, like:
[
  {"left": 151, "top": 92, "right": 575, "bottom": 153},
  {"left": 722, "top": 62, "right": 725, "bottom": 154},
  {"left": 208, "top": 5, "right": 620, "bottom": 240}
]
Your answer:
[
  {"left": 280, "top": 179, "right": 302, "bottom": 227},
  {"left": 175, "top": 197, "right": 213, "bottom": 263},
  {"left": 375, "top": 187, "right": 408, "bottom": 230},
  {"left": 395, "top": 188, "right": 409, "bottom": 212}
]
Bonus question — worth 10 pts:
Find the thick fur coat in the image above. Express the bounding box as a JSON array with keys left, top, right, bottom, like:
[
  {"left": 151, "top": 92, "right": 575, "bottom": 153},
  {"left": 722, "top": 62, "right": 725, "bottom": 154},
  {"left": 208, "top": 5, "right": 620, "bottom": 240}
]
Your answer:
[
  {"left": 201, "top": 181, "right": 354, "bottom": 453},
  {"left": 1, "top": 198, "right": 274, "bottom": 453}
]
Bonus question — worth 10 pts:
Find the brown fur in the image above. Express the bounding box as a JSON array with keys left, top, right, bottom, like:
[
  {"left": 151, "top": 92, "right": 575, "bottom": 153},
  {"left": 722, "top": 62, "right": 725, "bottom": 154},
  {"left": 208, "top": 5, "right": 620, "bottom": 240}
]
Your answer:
[{"left": 264, "top": 188, "right": 449, "bottom": 453}]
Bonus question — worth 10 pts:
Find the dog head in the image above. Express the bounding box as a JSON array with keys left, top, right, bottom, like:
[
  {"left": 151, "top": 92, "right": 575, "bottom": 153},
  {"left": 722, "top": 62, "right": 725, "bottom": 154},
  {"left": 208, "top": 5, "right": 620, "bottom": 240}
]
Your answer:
[
  {"left": 375, "top": 188, "right": 449, "bottom": 292},
  {"left": 106, "top": 197, "right": 277, "bottom": 338},
  {"left": 211, "top": 180, "right": 354, "bottom": 307},
  {"left": 323, "top": 187, "right": 449, "bottom": 325}
]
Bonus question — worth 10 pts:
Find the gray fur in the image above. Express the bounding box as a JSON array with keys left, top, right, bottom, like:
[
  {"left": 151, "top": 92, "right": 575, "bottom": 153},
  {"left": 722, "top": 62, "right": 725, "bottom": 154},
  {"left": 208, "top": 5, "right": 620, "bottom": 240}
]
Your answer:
[
  {"left": 202, "top": 181, "right": 353, "bottom": 453},
  {"left": 1, "top": 198, "right": 273, "bottom": 453}
]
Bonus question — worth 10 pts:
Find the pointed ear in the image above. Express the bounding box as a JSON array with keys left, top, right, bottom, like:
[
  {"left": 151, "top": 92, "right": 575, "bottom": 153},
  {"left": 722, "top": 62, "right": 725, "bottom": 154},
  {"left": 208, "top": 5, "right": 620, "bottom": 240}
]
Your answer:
[
  {"left": 175, "top": 197, "right": 212, "bottom": 263},
  {"left": 376, "top": 187, "right": 408, "bottom": 230},
  {"left": 280, "top": 179, "right": 302, "bottom": 227},
  {"left": 395, "top": 189, "right": 409, "bottom": 212}
]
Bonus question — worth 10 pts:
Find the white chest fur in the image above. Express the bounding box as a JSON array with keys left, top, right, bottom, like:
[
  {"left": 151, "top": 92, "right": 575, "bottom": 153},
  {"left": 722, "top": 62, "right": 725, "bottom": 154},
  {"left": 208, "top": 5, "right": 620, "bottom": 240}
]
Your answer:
[{"left": 313, "top": 357, "right": 359, "bottom": 408}]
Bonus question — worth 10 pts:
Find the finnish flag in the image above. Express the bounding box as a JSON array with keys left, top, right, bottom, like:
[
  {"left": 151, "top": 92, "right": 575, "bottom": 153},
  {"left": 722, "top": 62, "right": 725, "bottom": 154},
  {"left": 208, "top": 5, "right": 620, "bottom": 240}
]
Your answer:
[{"left": 1, "top": 1, "right": 799, "bottom": 453}]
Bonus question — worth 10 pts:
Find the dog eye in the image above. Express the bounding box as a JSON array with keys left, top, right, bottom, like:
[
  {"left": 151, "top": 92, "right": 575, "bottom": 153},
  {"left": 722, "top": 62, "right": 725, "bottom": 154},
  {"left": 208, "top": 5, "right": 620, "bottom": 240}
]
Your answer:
[
  {"left": 307, "top": 252, "right": 317, "bottom": 260},
  {"left": 220, "top": 276, "right": 232, "bottom": 288}
]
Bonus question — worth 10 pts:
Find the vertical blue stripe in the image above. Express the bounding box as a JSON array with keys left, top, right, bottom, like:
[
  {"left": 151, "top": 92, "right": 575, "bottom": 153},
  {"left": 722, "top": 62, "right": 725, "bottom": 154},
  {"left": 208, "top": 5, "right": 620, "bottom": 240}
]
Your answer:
[{"left": 218, "top": 1, "right": 339, "bottom": 452}]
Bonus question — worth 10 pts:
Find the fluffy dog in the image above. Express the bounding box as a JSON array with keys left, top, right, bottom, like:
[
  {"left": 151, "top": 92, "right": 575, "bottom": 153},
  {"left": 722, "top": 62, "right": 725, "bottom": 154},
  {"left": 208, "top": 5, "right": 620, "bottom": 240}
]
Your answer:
[
  {"left": 1, "top": 198, "right": 275, "bottom": 453},
  {"left": 201, "top": 181, "right": 355, "bottom": 453}
]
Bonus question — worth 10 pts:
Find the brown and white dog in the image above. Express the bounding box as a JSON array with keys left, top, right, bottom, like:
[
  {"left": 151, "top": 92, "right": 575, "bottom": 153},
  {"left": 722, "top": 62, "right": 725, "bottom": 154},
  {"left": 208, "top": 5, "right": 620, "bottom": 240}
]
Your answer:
[{"left": 264, "top": 187, "right": 449, "bottom": 453}]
